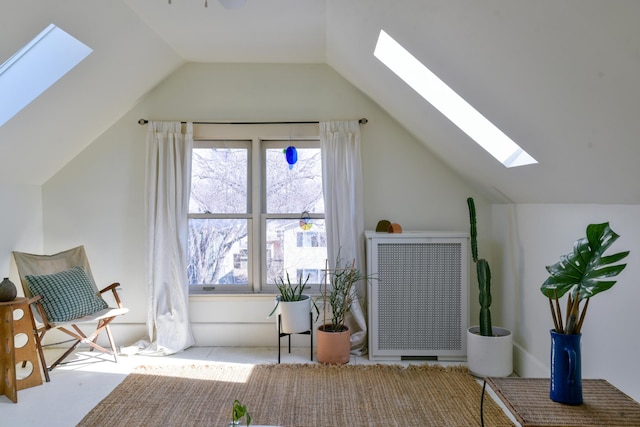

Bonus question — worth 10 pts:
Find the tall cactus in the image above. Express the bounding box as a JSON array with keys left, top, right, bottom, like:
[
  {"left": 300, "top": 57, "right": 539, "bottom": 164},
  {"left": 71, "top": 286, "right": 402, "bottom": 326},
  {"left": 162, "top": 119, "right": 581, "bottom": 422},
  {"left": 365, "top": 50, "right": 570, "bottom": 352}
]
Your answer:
[{"left": 467, "top": 197, "right": 493, "bottom": 337}]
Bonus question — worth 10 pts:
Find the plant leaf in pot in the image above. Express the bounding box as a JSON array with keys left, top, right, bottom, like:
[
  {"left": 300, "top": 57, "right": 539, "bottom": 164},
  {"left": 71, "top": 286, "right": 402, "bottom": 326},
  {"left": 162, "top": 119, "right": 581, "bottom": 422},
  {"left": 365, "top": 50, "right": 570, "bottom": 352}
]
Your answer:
[
  {"left": 467, "top": 197, "right": 493, "bottom": 336},
  {"left": 540, "top": 222, "right": 629, "bottom": 335},
  {"left": 269, "top": 272, "right": 318, "bottom": 334},
  {"left": 319, "top": 257, "right": 369, "bottom": 332},
  {"left": 540, "top": 222, "right": 629, "bottom": 405},
  {"left": 466, "top": 197, "right": 513, "bottom": 378},
  {"left": 231, "top": 399, "right": 251, "bottom": 426},
  {"left": 316, "top": 257, "right": 370, "bottom": 364}
]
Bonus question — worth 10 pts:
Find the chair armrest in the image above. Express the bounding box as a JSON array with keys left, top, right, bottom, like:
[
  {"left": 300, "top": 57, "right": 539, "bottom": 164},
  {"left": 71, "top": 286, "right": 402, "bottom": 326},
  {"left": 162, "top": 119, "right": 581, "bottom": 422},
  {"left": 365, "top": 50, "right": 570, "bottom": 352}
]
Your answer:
[
  {"left": 99, "top": 282, "right": 124, "bottom": 308},
  {"left": 99, "top": 282, "right": 120, "bottom": 293},
  {"left": 26, "top": 295, "right": 53, "bottom": 329},
  {"left": 26, "top": 295, "right": 44, "bottom": 305}
]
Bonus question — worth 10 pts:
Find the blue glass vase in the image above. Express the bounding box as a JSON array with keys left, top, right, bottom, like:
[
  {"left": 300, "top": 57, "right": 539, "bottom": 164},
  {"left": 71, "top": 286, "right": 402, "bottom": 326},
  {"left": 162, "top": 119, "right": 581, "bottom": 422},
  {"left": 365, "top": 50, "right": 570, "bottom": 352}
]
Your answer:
[{"left": 550, "top": 329, "right": 583, "bottom": 405}]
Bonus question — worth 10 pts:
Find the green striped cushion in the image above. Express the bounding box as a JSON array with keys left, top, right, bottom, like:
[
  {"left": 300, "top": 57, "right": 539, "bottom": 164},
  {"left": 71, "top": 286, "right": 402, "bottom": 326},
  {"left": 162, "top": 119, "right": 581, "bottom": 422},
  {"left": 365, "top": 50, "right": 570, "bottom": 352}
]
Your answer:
[{"left": 25, "top": 266, "right": 108, "bottom": 323}]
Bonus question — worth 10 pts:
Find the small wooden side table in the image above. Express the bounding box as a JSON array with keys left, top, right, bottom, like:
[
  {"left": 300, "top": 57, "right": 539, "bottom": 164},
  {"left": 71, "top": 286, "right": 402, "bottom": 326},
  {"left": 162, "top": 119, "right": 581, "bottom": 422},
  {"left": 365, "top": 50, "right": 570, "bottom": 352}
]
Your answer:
[
  {"left": 0, "top": 296, "right": 49, "bottom": 403},
  {"left": 486, "top": 377, "right": 640, "bottom": 426}
]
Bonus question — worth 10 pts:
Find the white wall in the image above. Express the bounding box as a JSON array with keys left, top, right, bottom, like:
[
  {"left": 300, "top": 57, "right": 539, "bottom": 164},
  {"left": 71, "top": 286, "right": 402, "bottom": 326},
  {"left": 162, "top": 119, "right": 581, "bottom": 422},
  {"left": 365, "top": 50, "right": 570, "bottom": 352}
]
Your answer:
[
  {"left": 14, "top": 61, "right": 639, "bottom": 402},
  {"left": 41, "top": 63, "right": 489, "bottom": 349},
  {"left": 2, "top": 184, "right": 43, "bottom": 283},
  {"left": 493, "top": 203, "right": 640, "bottom": 401}
]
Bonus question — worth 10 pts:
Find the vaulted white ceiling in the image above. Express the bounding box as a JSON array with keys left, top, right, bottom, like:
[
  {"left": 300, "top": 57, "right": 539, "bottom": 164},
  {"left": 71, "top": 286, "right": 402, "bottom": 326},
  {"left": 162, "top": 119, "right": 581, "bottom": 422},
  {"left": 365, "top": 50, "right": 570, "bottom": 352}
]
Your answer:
[{"left": 2, "top": 0, "right": 639, "bottom": 204}]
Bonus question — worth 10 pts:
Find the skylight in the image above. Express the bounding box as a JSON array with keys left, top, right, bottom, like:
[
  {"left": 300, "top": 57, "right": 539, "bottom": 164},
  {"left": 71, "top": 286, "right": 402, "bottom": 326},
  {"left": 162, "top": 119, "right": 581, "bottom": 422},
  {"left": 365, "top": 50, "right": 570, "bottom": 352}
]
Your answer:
[
  {"left": 374, "top": 30, "right": 537, "bottom": 168},
  {"left": 0, "top": 24, "right": 92, "bottom": 128}
]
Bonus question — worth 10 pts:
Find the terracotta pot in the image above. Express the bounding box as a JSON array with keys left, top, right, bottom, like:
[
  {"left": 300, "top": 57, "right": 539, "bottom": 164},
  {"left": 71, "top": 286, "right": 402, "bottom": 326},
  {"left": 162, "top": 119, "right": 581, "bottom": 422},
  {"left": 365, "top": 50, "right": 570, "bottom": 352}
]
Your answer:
[{"left": 316, "top": 324, "right": 351, "bottom": 364}]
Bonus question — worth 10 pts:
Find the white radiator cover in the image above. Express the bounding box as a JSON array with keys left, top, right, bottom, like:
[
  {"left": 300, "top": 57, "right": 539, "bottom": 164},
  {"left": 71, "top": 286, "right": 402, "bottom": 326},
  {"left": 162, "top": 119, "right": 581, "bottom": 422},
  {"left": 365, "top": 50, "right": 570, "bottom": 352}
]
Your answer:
[{"left": 365, "top": 231, "right": 469, "bottom": 360}]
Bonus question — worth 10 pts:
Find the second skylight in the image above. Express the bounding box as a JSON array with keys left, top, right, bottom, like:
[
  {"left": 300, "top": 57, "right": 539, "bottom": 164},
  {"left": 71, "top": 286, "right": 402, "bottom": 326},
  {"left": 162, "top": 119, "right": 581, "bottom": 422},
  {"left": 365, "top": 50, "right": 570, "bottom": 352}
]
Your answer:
[{"left": 374, "top": 30, "right": 537, "bottom": 168}]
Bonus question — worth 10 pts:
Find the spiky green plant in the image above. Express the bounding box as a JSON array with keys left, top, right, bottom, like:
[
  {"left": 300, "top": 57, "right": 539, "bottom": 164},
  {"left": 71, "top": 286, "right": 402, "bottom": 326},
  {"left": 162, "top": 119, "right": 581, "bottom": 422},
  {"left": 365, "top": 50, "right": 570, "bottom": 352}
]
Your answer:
[
  {"left": 275, "top": 271, "right": 309, "bottom": 301},
  {"left": 268, "top": 272, "right": 319, "bottom": 319},
  {"left": 320, "top": 257, "right": 371, "bottom": 332},
  {"left": 467, "top": 197, "right": 493, "bottom": 337},
  {"left": 540, "top": 222, "right": 629, "bottom": 335}
]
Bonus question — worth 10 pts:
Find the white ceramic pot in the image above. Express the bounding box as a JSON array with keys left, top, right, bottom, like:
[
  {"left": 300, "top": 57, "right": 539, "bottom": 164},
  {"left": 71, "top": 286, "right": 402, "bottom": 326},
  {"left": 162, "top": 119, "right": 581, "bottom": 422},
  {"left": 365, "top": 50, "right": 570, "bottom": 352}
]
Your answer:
[
  {"left": 276, "top": 295, "right": 311, "bottom": 334},
  {"left": 467, "top": 326, "right": 513, "bottom": 377}
]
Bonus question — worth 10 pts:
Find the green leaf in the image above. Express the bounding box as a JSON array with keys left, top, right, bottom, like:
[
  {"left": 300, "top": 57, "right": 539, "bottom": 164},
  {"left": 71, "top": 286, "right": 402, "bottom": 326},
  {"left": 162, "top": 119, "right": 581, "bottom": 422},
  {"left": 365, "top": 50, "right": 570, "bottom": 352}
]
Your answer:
[{"left": 540, "top": 222, "right": 629, "bottom": 302}]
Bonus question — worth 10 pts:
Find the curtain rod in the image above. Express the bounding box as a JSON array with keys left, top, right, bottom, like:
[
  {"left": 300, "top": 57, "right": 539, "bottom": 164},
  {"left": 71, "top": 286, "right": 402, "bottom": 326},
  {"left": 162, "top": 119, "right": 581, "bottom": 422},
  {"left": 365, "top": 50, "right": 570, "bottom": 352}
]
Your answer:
[{"left": 137, "top": 118, "right": 368, "bottom": 125}]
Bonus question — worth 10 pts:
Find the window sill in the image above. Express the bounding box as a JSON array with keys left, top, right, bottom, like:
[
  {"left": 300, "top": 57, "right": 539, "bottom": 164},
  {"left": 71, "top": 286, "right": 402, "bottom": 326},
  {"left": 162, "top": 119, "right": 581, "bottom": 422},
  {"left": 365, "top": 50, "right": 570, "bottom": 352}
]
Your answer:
[
  {"left": 189, "top": 292, "right": 275, "bottom": 299},
  {"left": 189, "top": 291, "right": 324, "bottom": 299}
]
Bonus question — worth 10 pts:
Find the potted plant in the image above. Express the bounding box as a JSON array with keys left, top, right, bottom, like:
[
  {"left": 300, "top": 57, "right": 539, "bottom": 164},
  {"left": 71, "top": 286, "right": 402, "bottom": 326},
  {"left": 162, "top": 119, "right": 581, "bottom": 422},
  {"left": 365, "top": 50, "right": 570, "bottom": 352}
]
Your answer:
[
  {"left": 229, "top": 399, "right": 251, "bottom": 426},
  {"left": 268, "top": 272, "right": 318, "bottom": 334},
  {"left": 316, "top": 257, "right": 368, "bottom": 364},
  {"left": 540, "top": 222, "right": 629, "bottom": 405},
  {"left": 466, "top": 197, "right": 513, "bottom": 377}
]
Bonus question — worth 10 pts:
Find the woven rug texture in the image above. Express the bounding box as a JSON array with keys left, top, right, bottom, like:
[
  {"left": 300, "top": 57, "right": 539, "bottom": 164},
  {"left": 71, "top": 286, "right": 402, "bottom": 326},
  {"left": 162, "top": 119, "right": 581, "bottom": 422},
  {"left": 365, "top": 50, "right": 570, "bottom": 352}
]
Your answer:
[
  {"left": 77, "top": 363, "right": 513, "bottom": 427},
  {"left": 487, "top": 377, "right": 640, "bottom": 427}
]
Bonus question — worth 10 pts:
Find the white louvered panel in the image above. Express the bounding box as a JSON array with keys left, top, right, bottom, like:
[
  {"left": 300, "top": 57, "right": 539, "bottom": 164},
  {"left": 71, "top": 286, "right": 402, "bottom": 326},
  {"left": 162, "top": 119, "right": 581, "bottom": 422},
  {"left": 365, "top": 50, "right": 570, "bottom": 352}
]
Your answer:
[{"left": 365, "top": 231, "right": 468, "bottom": 361}]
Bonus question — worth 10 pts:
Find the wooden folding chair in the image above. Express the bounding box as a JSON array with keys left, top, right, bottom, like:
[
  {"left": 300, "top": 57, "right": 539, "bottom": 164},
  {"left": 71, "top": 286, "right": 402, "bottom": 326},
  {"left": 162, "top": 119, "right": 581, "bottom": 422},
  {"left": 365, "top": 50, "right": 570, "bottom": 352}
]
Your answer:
[{"left": 11, "top": 246, "right": 129, "bottom": 371}]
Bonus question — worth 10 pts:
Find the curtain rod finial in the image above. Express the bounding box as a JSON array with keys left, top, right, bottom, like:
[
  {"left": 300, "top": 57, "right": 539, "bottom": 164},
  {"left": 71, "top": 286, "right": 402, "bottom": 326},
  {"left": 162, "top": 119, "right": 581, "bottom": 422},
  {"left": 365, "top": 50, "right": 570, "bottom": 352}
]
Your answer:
[
  {"left": 138, "top": 119, "right": 148, "bottom": 125},
  {"left": 359, "top": 118, "right": 368, "bottom": 125}
]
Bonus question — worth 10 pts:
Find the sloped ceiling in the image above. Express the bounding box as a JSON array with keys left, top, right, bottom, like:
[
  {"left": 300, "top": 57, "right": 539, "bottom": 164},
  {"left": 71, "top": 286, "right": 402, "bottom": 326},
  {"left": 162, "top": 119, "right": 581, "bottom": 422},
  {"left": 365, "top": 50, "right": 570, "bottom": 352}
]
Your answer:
[
  {"left": 0, "top": 1, "right": 183, "bottom": 186},
  {"left": 325, "top": 1, "right": 640, "bottom": 204},
  {"left": 2, "top": 0, "right": 639, "bottom": 204}
]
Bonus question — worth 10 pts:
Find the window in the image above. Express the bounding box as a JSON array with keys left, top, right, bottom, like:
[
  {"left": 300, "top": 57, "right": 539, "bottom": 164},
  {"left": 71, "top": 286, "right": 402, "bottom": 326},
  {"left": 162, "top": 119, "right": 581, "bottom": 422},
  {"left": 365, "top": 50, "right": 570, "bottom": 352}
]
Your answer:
[
  {"left": 188, "top": 141, "right": 250, "bottom": 290},
  {"left": 297, "top": 231, "right": 326, "bottom": 248},
  {"left": 187, "top": 127, "right": 326, "bottom": 294},
  {"left": 374, "top": 29, "right": 537, "bottom": 168},
  {"left": 263, "top": 141, "right": 326, "bottom": 291},
  {"left": 0, "top": 24, "right": 92, "bottom": 128}
]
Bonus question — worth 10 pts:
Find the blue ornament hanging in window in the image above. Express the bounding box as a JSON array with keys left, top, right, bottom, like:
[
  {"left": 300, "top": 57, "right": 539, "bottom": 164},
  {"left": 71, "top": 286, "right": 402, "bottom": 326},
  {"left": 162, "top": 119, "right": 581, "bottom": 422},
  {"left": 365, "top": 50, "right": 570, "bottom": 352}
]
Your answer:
[{"left": 284, "top": 146, "right": 298, "bottom": 170}]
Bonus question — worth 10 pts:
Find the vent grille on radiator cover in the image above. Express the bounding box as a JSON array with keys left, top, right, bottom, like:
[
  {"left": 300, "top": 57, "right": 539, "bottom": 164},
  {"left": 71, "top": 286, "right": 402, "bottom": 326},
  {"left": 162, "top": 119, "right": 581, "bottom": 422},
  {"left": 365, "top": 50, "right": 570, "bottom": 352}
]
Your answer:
[{"left": 366, "top": 232, "right": 468, "bottom": 360}]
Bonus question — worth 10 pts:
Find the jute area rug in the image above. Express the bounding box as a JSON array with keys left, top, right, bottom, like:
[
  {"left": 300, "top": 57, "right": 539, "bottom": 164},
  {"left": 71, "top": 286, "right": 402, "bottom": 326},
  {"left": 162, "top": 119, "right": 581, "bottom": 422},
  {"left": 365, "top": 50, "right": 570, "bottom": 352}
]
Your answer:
[{"left": 77, "top": 363, "right": 513, "bottom": 427}]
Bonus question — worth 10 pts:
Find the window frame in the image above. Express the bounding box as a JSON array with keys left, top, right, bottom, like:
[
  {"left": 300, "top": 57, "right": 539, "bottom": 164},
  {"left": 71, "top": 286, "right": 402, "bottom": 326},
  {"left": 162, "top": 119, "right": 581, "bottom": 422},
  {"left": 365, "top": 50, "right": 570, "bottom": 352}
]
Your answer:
[
  {"left": 188, "top": 123, "right": 324, "bottom": 295},
  {"left": 261, "top": 139, "right": 326, "bottom": 294},
  {"left": 188, "top": 139, "right": 253, "bottom": 294}
]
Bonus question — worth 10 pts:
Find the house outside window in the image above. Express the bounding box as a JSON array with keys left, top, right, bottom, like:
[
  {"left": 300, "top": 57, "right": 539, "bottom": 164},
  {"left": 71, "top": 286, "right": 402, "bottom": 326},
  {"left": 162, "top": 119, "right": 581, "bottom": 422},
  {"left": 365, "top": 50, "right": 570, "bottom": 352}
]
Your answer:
[{"left": 187, "top": 125, "right": 326, "bottom": 294}]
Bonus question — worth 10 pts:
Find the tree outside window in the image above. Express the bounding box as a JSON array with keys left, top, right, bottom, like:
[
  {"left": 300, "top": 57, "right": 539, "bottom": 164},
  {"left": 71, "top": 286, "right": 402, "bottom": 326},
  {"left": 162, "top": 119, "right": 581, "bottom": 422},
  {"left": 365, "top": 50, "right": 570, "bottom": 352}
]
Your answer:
[{"left": 187, "top": 138, "right": 326, "bottom": 293}]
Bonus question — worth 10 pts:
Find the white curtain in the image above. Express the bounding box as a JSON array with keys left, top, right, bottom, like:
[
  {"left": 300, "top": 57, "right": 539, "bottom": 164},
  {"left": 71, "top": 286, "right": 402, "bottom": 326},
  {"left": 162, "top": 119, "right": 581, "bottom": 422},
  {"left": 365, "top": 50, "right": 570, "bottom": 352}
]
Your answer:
[
  {"left": 320, "top": 120, "right": 368, "bottom": 355},
  {"left": 142, "top": 121, "right": 195, "bottom": 355}
]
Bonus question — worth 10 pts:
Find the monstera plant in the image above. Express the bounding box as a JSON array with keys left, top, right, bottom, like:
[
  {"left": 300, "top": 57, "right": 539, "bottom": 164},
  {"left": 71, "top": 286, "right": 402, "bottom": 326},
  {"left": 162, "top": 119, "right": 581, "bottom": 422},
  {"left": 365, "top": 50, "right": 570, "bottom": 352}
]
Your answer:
[
  {"left": 540, "top": 222, "right": 629, "bottom": 335},
  {"left": 540, "top": 222, "right": 629, "bottom": 405}
]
